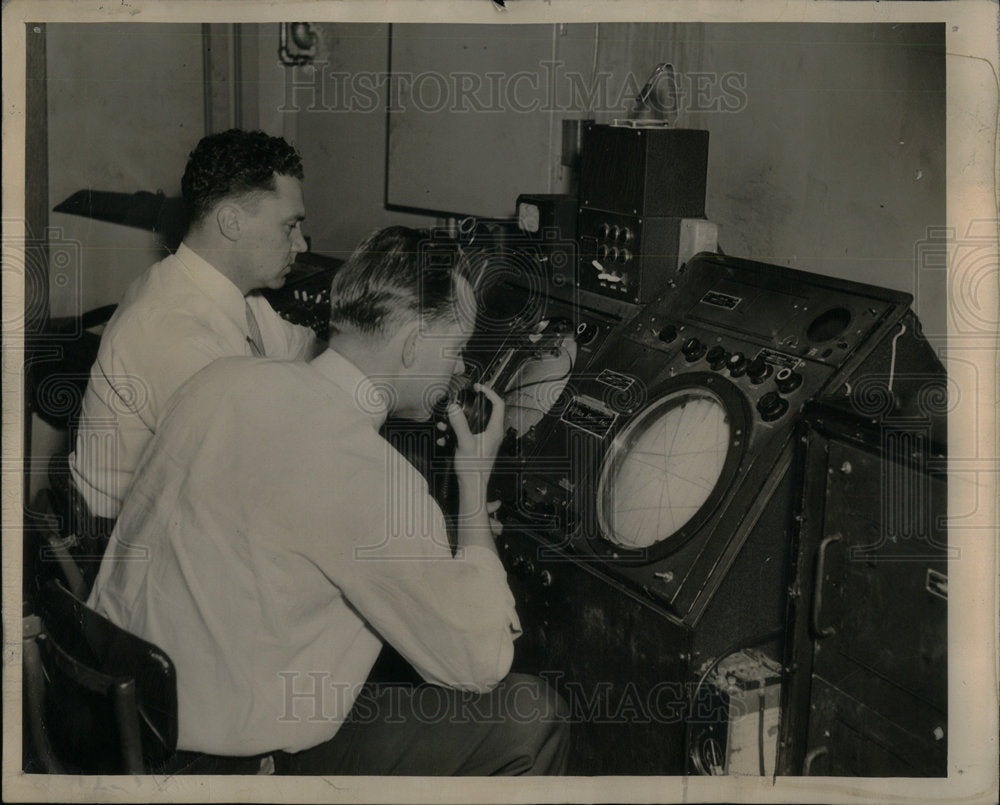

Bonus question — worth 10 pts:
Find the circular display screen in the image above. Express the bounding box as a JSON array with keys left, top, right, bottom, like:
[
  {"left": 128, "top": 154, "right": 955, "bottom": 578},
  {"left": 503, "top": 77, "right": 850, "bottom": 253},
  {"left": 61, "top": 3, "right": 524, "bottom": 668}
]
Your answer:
[{"left": 597, "top": 388, "right": 731, "bottom": 550}]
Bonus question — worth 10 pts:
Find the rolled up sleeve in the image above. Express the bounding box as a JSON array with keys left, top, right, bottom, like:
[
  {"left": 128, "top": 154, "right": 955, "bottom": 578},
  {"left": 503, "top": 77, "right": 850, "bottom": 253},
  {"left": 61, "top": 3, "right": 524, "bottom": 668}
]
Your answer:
[{"left": 294, "top": 455, "right": 520, "bottom": 692}]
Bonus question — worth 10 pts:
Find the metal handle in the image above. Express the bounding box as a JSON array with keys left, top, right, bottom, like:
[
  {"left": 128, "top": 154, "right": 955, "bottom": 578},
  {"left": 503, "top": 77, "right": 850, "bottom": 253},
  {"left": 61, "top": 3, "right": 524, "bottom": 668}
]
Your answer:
[
  {"left": 803, "top": 745, "right": 829, "bottom": 775},
  {"left": 811, "top": 534, "right": 842, "bottom": 638}
]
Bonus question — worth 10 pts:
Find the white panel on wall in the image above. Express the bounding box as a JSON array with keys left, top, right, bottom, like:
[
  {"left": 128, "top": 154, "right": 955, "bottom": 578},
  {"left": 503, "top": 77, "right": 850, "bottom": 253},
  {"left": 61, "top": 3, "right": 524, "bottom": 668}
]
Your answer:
[{"left": 387, "top": 23, "right": 565, "bottom": 219}]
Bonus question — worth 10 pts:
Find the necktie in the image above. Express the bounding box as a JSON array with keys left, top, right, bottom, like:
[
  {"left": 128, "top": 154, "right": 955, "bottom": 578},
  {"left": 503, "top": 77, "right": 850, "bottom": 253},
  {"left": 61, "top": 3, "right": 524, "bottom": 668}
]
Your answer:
[{"left": 245, "top": 301, "right": 265, "bottom": 357}]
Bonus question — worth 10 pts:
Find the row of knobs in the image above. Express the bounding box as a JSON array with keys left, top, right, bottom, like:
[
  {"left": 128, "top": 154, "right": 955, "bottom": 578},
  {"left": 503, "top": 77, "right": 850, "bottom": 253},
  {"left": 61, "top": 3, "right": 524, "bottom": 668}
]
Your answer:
[
  {"left": 597, "top": 244, "right": 633, "bottom": 265},
  {"left": 658, "top": 326, "right": 803, "bottom": 421},
  {"left": 598, "top": 223, "right": 634, "bottom": 243},
  {"left": 596, "top": 223, "right": 634, "bottom": 267}
]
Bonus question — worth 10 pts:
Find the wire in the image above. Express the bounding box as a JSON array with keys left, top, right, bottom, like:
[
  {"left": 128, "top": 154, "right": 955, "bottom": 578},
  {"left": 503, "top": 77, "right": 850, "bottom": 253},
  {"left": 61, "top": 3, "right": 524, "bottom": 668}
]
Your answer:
[
  {"left": 757, "top": 688, "right": 766, "bottom": 776},
  {"left": 887, "top": 321, "right": 906, "bottom": 394},
  {"left": 501, "top": 346, "right": 574, "bottom": 396},
  {"left": 589, "top": 25, "right": 600, "bottom": 116}
]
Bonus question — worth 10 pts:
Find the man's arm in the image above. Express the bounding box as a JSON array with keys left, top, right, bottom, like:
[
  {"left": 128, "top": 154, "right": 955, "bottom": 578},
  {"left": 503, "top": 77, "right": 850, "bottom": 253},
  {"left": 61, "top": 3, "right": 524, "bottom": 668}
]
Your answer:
[
  {"left": 285, "top": 390, "right": 519, "bottom": 692},
  {"left": 447, "top": 384, "right": 507, "bottom": 558}
]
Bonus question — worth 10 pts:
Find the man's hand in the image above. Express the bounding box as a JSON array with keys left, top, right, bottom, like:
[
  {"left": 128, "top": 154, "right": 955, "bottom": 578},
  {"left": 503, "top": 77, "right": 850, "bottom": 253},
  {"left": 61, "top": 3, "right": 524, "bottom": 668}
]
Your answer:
[
  {"left": 446, "top": 384, "right": 506, "bottom": 554},
  {"left": 446, "top": 383, "right": 505, "bottom": 483},
  {"left": 487, "top": 499, "right": 503, "bottom": 537}
]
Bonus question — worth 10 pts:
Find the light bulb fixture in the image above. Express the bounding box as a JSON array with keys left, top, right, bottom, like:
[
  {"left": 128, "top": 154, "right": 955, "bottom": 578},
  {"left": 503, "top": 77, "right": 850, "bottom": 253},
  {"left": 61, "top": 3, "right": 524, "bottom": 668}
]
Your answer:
[{"left": 279, "top": 22, "right": 317, "bottom": 66}]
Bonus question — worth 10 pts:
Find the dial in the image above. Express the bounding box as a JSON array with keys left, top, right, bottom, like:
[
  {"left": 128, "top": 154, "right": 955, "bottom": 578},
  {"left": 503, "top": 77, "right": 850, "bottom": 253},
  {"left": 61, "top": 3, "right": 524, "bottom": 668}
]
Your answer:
[
  {"left": 726, "top": 352, "right": 747, "bottom": 377},
  {"left": 774, "top": 367, "right": 803, "bottom": 394},
  {"left": 746, "top": 356, "right": 772, "bottom": 384},
  {"left": 597, "top": 388, "right": 731, "bottom": 549},
  {"left": 706, "top": 346, "right": 728, "bottom": 370},
  {"left": 757, "top": 391, "right": 789, "bottom": 421},
  {"left": 657, "top": 324, "right": 678, "bottom": 343},
  {"left": 682, "top": 337, "right": 706, "bottom": 362}
]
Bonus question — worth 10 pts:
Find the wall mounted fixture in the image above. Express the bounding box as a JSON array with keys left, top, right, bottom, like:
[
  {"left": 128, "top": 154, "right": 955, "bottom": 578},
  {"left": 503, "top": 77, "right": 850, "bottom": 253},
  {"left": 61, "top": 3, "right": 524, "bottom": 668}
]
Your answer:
[{"left": 278, "top": 22, "right": 317, "bottom": 66}]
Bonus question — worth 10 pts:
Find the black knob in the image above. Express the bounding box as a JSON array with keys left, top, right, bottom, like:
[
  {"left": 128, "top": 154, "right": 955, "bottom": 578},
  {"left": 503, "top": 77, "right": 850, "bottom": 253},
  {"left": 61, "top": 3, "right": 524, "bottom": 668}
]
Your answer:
[
  {"left": 775, "top": 367, "right": 803, "bottom": 394},
  {"left": 727, "top": 351, "right": 747, "bottom": 377},
  {"left": 757, "top": 391, "right": 789, "bottom": 422},
  {"left": 706, "top": 346, "right": 728, "bottom": 370},
  {"left": 657, "top": 324, "right": 678, "bottom": 343},
  {"left": 682, "top": 337, "right": 706, "bottom": 362},
  {"left": 576, "top": 321, "right": 599, "bottom": 345},
  {"left": 599, "top": 222, "right": 611, "bottom": 239},
  {"left": 747, "top": 357, "right": 772, "bottom": 384},
  {"left": 620, "top": 248, "right": 632, "bottom": 264},
  {"left": 621, "top": 227, "right": 634, "bottom": 243}
]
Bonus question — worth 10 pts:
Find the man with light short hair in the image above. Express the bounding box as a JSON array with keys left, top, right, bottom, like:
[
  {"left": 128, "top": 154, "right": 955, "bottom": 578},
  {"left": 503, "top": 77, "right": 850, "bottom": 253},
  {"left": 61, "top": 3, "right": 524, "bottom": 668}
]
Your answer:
[{"left": 88, "top": 226, "right": 570, "bottom": 775}]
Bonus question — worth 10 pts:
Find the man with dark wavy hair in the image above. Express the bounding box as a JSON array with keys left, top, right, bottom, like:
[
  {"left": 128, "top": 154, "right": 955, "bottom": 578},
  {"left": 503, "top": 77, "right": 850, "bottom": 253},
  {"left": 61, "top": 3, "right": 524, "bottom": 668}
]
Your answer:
[{"left": 71, "top": 129, "right": 319, "bottom": 523}]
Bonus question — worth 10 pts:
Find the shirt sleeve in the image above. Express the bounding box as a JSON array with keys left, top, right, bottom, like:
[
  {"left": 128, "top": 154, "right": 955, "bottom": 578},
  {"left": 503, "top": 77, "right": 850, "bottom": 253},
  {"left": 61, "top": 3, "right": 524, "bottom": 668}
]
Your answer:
[{"left": 284, "top": 448, "right": 520, "bottom": 692}]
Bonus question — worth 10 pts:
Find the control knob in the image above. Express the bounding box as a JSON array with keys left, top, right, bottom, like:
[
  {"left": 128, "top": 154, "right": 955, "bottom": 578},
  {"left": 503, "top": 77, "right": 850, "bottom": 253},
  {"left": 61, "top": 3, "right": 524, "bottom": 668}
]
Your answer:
[
  {"left": 775, "top": 367, "right": 803, "bottom": 394},
  {"left": 746, "top": 356, "right": 772, "bottom": 384},
  {"left": 706, "top": 345, "right": 729, "bottom": 370},
  {"left": 757, "top": 391, "right": 789, "bottom": 422},
  {"left": 726, "top": 351, "right": 747, "bottom": 377},
  {"left": 682, "top": 337, "right": 706, "bottom": 362},
  {"left": 657, "top": 324, "right": 678, "bottom": 343},
  {"left": 576, "top": 321, "right": 599, "bottom": 345}
]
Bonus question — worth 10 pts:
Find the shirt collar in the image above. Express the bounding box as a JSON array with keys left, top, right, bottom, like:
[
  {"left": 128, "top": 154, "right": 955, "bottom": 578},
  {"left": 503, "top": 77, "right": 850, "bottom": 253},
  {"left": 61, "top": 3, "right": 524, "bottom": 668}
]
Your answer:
[
  {"left": 173, "top": 242, "right": 247, "bottom": 328},
  {"left": 310, "top": 348, "right": 389, "bottom": 429}
]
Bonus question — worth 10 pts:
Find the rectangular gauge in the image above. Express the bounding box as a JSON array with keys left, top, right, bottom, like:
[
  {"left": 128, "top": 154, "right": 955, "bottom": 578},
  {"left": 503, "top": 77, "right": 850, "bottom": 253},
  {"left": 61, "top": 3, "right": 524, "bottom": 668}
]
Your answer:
[
  {"left": 700, "top": 290, "right": 742, "bottom": 310},
  {"left": 561, "top": 395, "right": 618, "bottom": 438},
  {"left": 596, "top": 369, "right": 636, "bottom": 391},
  {"left": 755, "top": 348, "right": 801, "bottom": 370}
]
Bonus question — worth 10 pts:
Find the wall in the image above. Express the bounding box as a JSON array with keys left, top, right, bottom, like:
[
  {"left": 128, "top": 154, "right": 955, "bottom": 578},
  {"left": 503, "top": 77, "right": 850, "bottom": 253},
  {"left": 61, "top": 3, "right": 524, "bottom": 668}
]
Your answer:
[
  {"left": 45, "top": 21, "right": 943, "bottom": 334},
  {"left": 277, "top": 23, "right": 434, "bottom": 261},
  {"left": 46, "top": 24, "right": 205, "bottom": 317},
  {"left": 34, "top": 24, "right": 206, "bottom": 500},
  {"left": 375, "top": 22, "right": 946, "bottom": 343},
  {"left": 598, "top": 23, "right": 946, "bottom": 343}
]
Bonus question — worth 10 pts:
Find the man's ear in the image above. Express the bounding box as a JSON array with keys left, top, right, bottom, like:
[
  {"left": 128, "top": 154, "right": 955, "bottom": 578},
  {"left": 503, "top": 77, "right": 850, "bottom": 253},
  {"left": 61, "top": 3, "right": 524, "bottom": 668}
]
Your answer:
[
  {"left": 215, "top": 204, "right": 242, "bottom": 242},
  {"left": 400, "top": 322, "right": 420, "bottom": 369}
]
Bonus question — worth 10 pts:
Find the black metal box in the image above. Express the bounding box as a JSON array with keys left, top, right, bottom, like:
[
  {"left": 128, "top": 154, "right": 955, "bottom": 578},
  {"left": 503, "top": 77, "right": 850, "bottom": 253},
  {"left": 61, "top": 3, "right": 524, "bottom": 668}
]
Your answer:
[{"left": 578, "top": 123, "right": 709, "bottom": 217}]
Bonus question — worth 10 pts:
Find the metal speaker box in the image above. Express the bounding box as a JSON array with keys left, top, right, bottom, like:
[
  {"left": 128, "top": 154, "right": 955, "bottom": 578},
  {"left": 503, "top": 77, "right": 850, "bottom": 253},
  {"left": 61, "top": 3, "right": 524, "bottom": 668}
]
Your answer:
[{"left": 578, "top": 123, "right": 709, "bottom": 218}]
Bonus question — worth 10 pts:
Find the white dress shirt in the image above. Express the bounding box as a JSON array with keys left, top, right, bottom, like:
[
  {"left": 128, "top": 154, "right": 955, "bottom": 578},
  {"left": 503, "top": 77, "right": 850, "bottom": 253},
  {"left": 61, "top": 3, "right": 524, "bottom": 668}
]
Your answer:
[
  {"left": 87, "top": 350, "right": 520, "bottom": 756},
  {"left": 70, "top": 244, "right": 316, "bottom": 518}
]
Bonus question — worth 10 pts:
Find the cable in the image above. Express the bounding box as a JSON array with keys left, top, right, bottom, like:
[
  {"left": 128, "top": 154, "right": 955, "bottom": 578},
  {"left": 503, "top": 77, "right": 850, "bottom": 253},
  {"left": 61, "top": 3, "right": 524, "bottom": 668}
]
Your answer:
[
  {"left": 887, "top": 321, "right": 906, "bottom": 394},
  {"left": 757, "top": 688, "right": 766, "bottom": 776},
  {"left": 589, "top": 25, "right": 600, "bottom": 116},
  {"left": 501, "top": 345, "right": 574, "bottom": 397}
]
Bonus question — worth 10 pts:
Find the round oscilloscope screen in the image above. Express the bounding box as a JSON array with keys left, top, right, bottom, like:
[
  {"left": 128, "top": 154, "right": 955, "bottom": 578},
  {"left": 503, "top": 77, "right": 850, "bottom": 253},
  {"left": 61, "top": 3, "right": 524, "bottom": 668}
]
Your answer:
[{"left": 597, "top": 387, "right": 732, "bottom": 551}]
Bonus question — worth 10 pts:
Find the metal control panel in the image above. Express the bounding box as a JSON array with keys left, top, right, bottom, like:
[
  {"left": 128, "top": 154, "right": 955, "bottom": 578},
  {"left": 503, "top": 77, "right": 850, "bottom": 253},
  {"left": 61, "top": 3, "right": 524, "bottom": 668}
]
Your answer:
[{"left": 498, "top": 252, "right": 914, "bottom": 624}]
